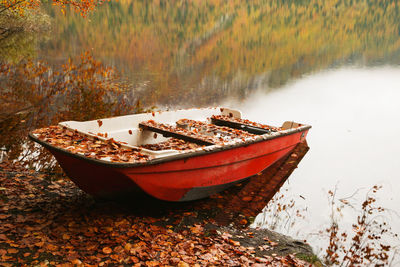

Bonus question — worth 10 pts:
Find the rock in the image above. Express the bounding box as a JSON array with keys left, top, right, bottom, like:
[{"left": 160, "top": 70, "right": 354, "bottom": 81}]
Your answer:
[{"left": 220, "top": 226, "right": 316, "bottom": 259}]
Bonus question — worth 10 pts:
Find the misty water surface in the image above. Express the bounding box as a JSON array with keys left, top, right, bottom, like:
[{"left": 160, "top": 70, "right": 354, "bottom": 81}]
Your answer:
[{"left": 235, "top": 67, "right": 400, "bottom": 253}]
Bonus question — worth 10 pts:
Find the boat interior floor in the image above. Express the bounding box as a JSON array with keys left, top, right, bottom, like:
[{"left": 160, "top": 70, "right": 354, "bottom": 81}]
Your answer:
[{"left": 138, "top": 116, "right": 280, "bottom": 152}]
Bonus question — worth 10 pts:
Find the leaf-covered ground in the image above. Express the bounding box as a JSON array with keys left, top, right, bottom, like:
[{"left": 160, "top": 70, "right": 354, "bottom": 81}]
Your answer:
[{"left": 0, "top": 142, "right": 316, "bottom": 266}]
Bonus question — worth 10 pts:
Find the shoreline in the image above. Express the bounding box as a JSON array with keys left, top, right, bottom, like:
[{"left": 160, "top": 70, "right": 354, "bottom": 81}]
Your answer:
[{"left": 0, "top": 142, "right": 322, "bottom": 265}]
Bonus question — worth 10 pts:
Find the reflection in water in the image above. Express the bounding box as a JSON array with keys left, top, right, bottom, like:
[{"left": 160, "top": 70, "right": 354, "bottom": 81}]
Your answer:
[
  {"left": 0, "top": 9, "right": 50, "bottom": 63},
  {"left": 213, "top": 142, "right": 309, "bottom": 227},
  {"left": 39, "top": 0, "right": 400, "bottom": 107}
]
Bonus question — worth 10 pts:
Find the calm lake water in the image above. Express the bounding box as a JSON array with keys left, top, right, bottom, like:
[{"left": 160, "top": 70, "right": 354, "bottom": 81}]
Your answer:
[
  {"left": 239, "top": 67, "right": 400, "bottom": 254},
  {"left": 33, "top": 0, "right": 400, "bottom": 258}
]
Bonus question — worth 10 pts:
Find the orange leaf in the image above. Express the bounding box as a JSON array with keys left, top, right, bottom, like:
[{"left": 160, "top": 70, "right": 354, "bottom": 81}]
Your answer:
[
  {"left": 229, "top": 239, "right": 241, "bottom": 246},
  {"left": 242, "top": 196, "right": 253, "bottom": 202},
  {"left": 102, "top": 247, "right": 112, "bottom": 254},
  {"left": 124, "top": 243, "right": 132, "bottom": 252},
  {"left": 62, "top": 234, "right": 70, "bottom": 240},
  {"left": 35, "top": 241, "right": 44, "bottom": 247},
  {"left": 7, "top": 248, "right": 18, "bottom": 254}
]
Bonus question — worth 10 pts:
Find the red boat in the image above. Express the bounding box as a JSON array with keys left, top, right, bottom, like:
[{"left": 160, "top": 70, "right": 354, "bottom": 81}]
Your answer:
[{"left": 29, "top": 107, "right": 311, "bottom": 201}]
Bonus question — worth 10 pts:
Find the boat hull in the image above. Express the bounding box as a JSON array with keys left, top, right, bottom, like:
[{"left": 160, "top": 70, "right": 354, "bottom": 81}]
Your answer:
[{"left": 42, "top": 129, "right": 308, "bottom": 201}]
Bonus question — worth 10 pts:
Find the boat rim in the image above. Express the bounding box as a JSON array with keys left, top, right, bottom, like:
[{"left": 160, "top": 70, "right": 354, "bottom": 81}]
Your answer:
[{"left": 28, "top": 124, "right": 311, "bottom": 168}]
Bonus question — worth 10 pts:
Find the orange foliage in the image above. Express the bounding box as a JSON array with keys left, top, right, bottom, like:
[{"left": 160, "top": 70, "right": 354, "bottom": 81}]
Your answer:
[
  {"left": 0, "top": 51, "right": 142, "bottom": 168},
  {"left": 1, "top": 51, "right": 129, "bottom": 122},
  {"left": 0, "top": 0, "right": 39, "bottom": 15},
  {"left": 51, "top": 0, "right": 108, "bottom": 16},
  {"left": 0, "top": 0, "right": 105, "bottom": 16}
]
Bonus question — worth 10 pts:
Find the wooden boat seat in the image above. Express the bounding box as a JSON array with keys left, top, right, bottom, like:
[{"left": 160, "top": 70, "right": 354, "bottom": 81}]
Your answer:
[
  {"left": 139, "top": 120, "right": 216, "bottom": 146},
  {"left": 210, "top": 115, "right": 279, "bottom": 135}
]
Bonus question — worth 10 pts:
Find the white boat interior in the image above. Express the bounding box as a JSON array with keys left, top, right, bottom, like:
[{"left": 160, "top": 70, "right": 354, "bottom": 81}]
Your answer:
[{"left": 57, "top": 107, "right": 299, "bottom": 159}]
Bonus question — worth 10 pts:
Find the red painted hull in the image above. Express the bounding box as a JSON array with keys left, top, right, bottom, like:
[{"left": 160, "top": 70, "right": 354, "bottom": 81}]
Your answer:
[{"left": 35, "top": 129, "right": 309, "bottom": 201}]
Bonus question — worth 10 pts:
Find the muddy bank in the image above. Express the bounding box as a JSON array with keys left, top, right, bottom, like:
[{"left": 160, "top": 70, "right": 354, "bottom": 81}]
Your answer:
[{"left": 0, "top": 141, "right": 321, "bottom": 266}]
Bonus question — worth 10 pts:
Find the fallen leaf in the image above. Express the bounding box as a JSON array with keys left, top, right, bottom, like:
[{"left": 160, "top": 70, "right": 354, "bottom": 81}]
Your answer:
[
  {"left": 177, "top": 261, "right": 190, "bottom": 267},
  {"left": 62, "top": 234, "right": 70, "bottom": 240},
  {"left": 124, "top": 243, "right": 132, "bottom": 252},
  {"left": 7, "top": 248, "right": 18, "bottom": 254},
  {"left": 239, "top": 219, "right": 248, "bottom": 225},
  {"left": 190, "top": 224, "right": 203, "bottom": 235},
  {"left": 229, "top": 239, "right": 241, "bottom": 246},
  {"left": 35, "top": 241, "right": 44, "bottom": 247},
  {"left": 71, "top": 258, "right": 82, "bottom": 265},
  {"left": 242, "top": 196, "right": 253, "bottom": 202},
  {"left": 102, "top": 247, "right": 112, "bottom": 254}
]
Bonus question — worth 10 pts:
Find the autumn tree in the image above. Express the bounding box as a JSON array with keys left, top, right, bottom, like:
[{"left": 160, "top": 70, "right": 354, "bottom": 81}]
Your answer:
[{"left": 0, "top": 52, "right": 142, "bottom": 169}]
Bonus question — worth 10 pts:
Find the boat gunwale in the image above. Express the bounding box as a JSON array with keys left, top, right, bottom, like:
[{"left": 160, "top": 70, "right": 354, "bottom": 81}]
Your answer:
[{"left": 28, "top": 124, "right": 311, "bottom": 169}]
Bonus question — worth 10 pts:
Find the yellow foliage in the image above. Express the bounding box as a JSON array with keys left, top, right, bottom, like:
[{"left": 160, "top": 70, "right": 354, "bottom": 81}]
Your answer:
[
  {"left": 0, "top": 0, "right": 106, "bottom": 16},
  {"left": 0, "top": 0, "right": 40, "bottom": 15},
  {"left": 42, "top": 0, "right": 400, "bottom": 81}
]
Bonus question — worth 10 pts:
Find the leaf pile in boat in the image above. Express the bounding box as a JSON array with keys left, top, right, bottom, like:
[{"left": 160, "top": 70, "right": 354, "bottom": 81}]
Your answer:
[
  {"left": 32, "top": 126, "right": 150, "bottom": 163},
  {"left": 211, "top": 115, "right": 281, "bottom": 132},
  {"left": 140, "top": 120, "right": 222, "bottom": 145},
  {"left": 141, "top": 119, "right": 259, "bottom": 147},
  {"left": 176, "top": 118, "right": 257, "bottom": 141},
  {"left": 140, "top": 138, "right": 202, "bottom": 151}
]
